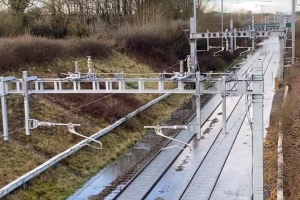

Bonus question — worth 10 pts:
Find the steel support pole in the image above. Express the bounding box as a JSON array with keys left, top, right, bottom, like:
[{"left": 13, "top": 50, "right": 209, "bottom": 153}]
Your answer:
[
  {"left": 0, "top": 78, "right": 8, "bottom": 140},
  {"left": 23, "top": 71, "right": 30, "bottom": 136},
  {"left": 222, "top": 76, "right": 227, "bottom": 134},
  {"left": 221, "top": 0, "right": 224, "bottom": 48},
  {"left": 196, "top": 71, "right": 202, "bottom": 139},
  {"left": 292, "top": 0, "right": 296, "bottom": 64},
  {"left": 230, "top": 19, "right": 234, "bottom": 53},
  {"left": 234, "top": 28, "right": 237, "bottom": 50},
  {"left": 264, "top": 16, "right": 267, "bottom": 31},
  {"left": 279, "top": 36, "right": 284, "bottom": 81},
  {"left": 252, "top": 56, "right": 264, "bottom": 200},
  {"left": 252, "top": 15, "right": 255, "bottom": 50},
  {"left": 207, "top": 29, "right": 210, "bottom": 51},
  {"left": 196, "top": 72, "right": 202, "bottom": 139},
  {"left": 190, "top": 0, "right": 197, "bottom": 73},
  {"left": 279, "top": 14, "right": 284, "bottom": 82}
]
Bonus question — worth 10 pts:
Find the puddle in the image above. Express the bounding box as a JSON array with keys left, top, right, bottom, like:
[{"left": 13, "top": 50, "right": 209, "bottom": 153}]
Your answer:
[
  {"left": 67, "top": 148, "right": 148, "bottom": 200},
  {"left": 203, "top": 117, "right": 219, "bottom": 134}
]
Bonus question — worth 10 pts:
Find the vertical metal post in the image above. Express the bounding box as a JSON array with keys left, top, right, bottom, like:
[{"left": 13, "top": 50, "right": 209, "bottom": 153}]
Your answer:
[
  {"left": 230, "top": 19, "right": 234, "bottom": 53},
  {"left": 190, "top": 0, "right": 197, "bottom": 73},
  {"left": 222, "top": 76, "right": 226, "bottom": 134},
  {"left": 0, "top": 78, "right": 8, "bottom": 140},
  {"left": 225, "top": 30, "right": 229, "bottom": 51},
  {"left": 252, "top": 15, "right": 255, "bottom": 50},
  {"left": 264, "top": 16, "right": 267, "bottom": 31},
  {"left": 187, "top": 56, "right": 191, "bottom": 73},
  {"left": 234, "top": 28, "right": 237, "bottom": 50},
  {"left": 279, "top": 14, "right": 284, "bottom": 82},
  {"left": 87, "top": 56, "right": 93, "bottom": 73},
  {"left": 74, "top": 61, "right": 79, "bottom": 73},
  {"left": 292, "top": 0, "right": 296, "bottom": 64},
  {"left": 23, "top": 71, "right": 30, "bottom": 136},
  {"left": 279, "top": 36, "right": 284, "bottom": 82},
  {"left": 252, "top": 56, "right": 264, "bottom": 200},
  {"left": 207, "top": 30, "right": 210, "bottom": 51},
  {"left": 196, "top": 71, "right": 202, "bottom": 139},
  {"left": 221, "top": 0, "right": 224, "bottom": 48},
  {"left": 180, "top": 61, "right": 184, "bottom": 73}
]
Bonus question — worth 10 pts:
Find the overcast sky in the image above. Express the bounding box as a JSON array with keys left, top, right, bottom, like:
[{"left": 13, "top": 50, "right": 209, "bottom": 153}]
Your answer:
[{"left": 210, "top": 0, "right": 296, "bottom": 14}]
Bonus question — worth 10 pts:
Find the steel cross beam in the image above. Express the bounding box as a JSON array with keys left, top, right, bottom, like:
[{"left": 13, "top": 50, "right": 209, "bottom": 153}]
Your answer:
[
  {"left": 252, "top": 55, "right": 264, "bottom": 200},
  {"left": 0, "top": 68, "right": 263, "bottom": 140},
  {"left": 194, "top": 29, "right": 286, "bottom": 39}
]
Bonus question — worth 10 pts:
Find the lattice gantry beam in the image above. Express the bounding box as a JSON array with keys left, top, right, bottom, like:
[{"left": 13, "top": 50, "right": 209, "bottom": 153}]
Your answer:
[
  {"left": 193, "top": 29, "right": 286, "bottom": 39},
  {"left": 0, "top": 69, "right": 263, "bottom": 141},
  {"left": 0, "top": 73, "right": 262, "bottom": 95}
]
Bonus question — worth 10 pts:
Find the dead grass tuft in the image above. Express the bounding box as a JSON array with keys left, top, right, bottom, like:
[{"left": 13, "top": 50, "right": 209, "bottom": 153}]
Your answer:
[
  {"left": 0, "top": 35, "right": 111, "bottom": 73},
  {"left": 280, "top": 69, "right": 300, "bottom": 199}
]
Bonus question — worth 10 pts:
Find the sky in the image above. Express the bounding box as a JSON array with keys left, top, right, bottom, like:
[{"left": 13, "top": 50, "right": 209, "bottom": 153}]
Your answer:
[{"left": 210, "top": 0, "right": 297, "bottom": 14}]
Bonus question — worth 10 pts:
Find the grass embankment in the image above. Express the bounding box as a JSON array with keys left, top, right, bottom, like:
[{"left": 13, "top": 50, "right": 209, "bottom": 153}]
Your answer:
[
  {"left": 280, "top": 67, "right": 300, "bottom": 200},
  {"left": 264, "top": 67, "right": 300, "bottom": 200},
  {"left": 264, "top": 88, "right": 284, "bottom": 200}
]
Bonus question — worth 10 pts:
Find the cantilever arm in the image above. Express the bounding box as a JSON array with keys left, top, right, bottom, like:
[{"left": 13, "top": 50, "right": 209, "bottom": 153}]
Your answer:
[
  {"left": 154, "top": 128, "right": 192, "bottom": 148},
  {"left": 144, "top": 125, "right": 192, "bottom": 149},
  {"left": 67, "top": 123, "right": 102, "bottom": 150},
  {"left": 28, "top": 119, "right": 102, "bottom": 150},
  {"left": 213, "top": 47, "right": 225, "bottom": 56}
]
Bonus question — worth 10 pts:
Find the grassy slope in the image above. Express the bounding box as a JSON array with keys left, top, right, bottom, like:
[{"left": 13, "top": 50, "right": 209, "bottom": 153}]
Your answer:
[
  {"left": 1, "top": 51, "right": 191, "bottom": 200},
  {"left": 264, "top": 88, "right": 284, "bottom": 200},
  {"left": 280, "top": 67, "right": 300, "bottom": 200}
]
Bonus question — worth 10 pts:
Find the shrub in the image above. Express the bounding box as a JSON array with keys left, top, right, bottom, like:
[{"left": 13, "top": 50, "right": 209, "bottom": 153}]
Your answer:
[
  {"left": 0, "top": 35, "right": 111, "bottom": 72},
  {"left": 115, "top": 20, "right": 189, "bottom": 65}
]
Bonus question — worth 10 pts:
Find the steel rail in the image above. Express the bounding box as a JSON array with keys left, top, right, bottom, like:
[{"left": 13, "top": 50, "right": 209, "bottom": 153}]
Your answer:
[
  {"left": 181, "top": 49, "right": 275, "bottom": 200},
  {"left": 146, "top": 95, "right": 245, "bottom": 200},
  {"left": 144, "top": 51, "right": 274, "bottom": 200}
]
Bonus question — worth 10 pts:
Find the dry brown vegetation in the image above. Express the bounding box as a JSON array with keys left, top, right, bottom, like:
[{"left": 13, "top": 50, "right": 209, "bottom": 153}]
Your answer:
[
  {"left": 280, "top": 67, "right": 300, "bottom": 200},
  {"left": 264, "top": 88, "right": 284, "bottom": 200},
  {"left": 0, "top": 35, "right": 112, "bottom": 73}
]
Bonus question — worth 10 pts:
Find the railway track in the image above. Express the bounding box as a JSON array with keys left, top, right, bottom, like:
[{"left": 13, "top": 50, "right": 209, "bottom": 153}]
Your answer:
[
  {"left": 145, "top": 50, "right": 275, "bottom": 200},
  {"left": 111, "top": 45, "right": 275, "bottom": 200}
]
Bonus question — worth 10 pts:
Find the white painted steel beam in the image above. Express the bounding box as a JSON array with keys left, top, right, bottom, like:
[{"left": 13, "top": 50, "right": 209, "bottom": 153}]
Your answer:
[
  {"left": 0, "top": 74, "right": 263, "bottom": 95},
  {"left": 252, "top": 56, "right": 264, "bottom": 200},
  {"left": 0, "top": 78, "right": 8, "bottom": 140},
  {"left": 194, "top": 30, "right": 285, "bottom": 39}
]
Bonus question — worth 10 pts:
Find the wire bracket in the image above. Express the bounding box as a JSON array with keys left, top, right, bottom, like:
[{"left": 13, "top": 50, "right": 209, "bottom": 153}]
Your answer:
[
  {"left": 144, "top": 124, "right": 196, "bottom": 150},
  {"left": 28, "top": 119, "right": 102, "bottom": 150}
]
